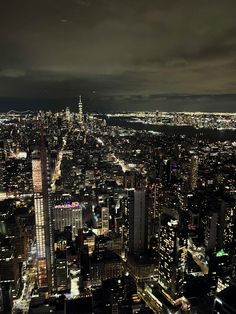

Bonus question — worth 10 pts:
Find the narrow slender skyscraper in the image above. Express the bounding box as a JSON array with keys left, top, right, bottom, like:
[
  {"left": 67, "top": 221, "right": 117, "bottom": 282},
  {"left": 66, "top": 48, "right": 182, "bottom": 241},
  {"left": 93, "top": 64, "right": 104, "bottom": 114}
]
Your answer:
[
  {"left": 78, "top": 95, "right": 83, "bottom": 123},
  {"left": 190, "top": 155, "right": 198, "bottom": 190},
  {"left": 32, "top": 145, "right": 54, "bottom": 293}
]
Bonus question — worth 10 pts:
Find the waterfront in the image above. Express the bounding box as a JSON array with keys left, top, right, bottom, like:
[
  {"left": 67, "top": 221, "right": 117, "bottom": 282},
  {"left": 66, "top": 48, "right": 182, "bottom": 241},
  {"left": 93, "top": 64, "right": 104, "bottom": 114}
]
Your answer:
[{"left": 106, "top": 117, "right": 236, "bottom": 142}]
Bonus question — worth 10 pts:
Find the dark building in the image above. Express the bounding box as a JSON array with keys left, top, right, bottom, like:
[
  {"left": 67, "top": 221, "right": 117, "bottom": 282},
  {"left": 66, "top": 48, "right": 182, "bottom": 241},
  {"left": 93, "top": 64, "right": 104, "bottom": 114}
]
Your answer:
[
  {"left": 213, "top": 282, "right": 236, "bottom": 313},
  {"left": 90, "top": 251, "right": 122, "bottom": 287},
  {"left": 55, "top": 250, "right": 68, "bottom": 292},
  {"left": 0, "top": 283, "right": 13, "bottom": 314},
  {"left": 64, "top": 295, "right": 93, "bottom": 314},
  {"left": 0, "top": 238, "right": 20, "bottom": 298},
  {"left": 127, "top": 189, "right": 148, "bottom": 256}
]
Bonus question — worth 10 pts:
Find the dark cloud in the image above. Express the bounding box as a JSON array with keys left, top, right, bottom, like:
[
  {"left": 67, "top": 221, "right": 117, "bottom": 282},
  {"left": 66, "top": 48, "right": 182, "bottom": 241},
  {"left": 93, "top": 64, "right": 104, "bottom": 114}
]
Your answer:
[{"left": 0, "top": 0, "right": 236, "bottom": 110}]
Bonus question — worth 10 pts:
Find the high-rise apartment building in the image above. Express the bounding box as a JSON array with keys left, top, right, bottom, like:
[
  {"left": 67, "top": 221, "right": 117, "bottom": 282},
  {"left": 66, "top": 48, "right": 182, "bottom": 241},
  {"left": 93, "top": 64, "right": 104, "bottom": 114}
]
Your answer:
[
  {"left": 32, "top": 149, "right": 54, "bottom": 293},
  {"left": 158, "top": 210, "right": 187, "bottom": 304}
]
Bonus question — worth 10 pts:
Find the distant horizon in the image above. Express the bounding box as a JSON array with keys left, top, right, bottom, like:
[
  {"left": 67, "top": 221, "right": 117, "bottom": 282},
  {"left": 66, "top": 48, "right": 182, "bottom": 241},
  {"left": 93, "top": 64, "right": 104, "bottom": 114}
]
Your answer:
[{"left": 0, "top": 93, "right": 236, "bottom": 113}]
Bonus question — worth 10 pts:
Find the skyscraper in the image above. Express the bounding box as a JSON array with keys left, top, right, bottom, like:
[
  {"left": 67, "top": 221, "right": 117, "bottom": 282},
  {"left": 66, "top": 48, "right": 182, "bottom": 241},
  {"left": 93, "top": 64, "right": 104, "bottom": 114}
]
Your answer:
[
  {"left": 190, "top": 155, "right": 198, "bottom": 190},
  {"left": 128, "top": 189, "right": 147, "bottom": 256},
  {"left": 101, "top": 207, "right": 109, "bottom": 236},
  {"left": 0, "top": 141, "right": 5, "bottom": 195},
  {"left": 78, "top": 95, "right": 83, "bottom": 124},
  {"left": 32, "top": 148, "right": 54, "bottom": 293},
  {"left": 158, "top": 209, "right": 187, "bottom": 304}
]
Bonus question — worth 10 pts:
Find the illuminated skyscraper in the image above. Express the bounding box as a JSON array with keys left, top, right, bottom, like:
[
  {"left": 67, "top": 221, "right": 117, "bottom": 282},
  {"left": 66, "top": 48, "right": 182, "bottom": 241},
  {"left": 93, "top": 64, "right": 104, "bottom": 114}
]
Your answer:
[
  {"left": 157, "top": 209, "right": 187, "bottom": 304},
  {"left": 32, "top": 148, "right": 54, "bottom": 293},
  {"left": 0, "top": 141, "right": 5, "bottom": 194},
  {"left": 78, "top": 95, "right": 83, "bottom": 123},
  {"left": 101, "top": 207, "right": 109, "bottom": 236},
  {"left": 190, "top": 155, "right": 198, "bottom": 190}
]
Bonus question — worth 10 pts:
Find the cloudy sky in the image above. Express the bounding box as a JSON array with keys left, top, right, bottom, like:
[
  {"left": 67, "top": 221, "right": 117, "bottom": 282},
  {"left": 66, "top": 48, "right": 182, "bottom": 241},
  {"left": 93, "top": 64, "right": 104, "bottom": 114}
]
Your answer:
[{"left": 0, "top": 0, "right": 236, "bottom": 111}]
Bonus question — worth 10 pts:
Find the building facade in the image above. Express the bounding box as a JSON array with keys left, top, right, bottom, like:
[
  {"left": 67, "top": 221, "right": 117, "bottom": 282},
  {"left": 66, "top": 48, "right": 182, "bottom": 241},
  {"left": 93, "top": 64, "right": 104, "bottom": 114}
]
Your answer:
[
  {"left": 32, "top": 149, "right": 54, "bottom": 293},
  {"left": 54, "top": 202, "right": 83, "bottom": 240}
]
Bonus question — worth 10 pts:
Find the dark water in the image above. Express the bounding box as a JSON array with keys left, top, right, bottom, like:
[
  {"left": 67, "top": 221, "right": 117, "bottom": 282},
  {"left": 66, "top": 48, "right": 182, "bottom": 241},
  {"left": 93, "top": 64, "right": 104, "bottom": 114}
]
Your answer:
[{"left": 106, "top": 117, "right": 236, "bottom": 142}]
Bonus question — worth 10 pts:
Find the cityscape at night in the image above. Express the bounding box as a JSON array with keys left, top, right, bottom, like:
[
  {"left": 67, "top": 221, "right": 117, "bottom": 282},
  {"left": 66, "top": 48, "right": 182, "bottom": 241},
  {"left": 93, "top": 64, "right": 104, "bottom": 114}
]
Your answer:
[
  {"left": 0, "top": 0, "right": 236, "bottom": 313},
  {"left": 0, "top": 104, "right": 235, "bottom": 313}
]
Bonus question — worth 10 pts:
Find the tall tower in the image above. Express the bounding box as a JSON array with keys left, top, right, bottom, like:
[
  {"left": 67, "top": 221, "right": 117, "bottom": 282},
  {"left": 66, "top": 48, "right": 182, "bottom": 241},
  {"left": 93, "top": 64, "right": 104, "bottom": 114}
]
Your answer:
[
  {"left": 0, "top": 141, "right": 5, "bottom": 194},
  {"left": 158, "top": 209, "right": 187, "bottom": 303},
  {"left": 32, "top": 147, "right": 54, "bottom": 293},
  {"left": 101, "top": 207, "right": 109, "bottom": 236},
  {"left": 78, "top": 95, "right": 83, "bottom": 123},
  {"left": 128, "top": 189, "right": 147, "bottom": 256},
  {"left": 190, "top": 155, "right": 198, "bottom": 190}
]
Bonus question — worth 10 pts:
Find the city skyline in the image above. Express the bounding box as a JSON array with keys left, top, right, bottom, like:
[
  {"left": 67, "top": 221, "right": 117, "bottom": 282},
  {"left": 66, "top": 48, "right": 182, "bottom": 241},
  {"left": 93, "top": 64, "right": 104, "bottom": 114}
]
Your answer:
[
  {"left": 0, "top": 108, "right": 235, "bottom": 313},
  {"left": 0, "top": 93, "right": 236, "bottom": 113},
  {"left": 0, "top": 1, "right": 236, "bottom": 313}
]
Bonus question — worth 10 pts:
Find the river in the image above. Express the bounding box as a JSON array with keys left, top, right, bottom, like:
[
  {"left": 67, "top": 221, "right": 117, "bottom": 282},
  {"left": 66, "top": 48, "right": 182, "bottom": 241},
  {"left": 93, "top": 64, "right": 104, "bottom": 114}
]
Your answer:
[{"left": 106, "top": 117, "right": 236, "bottom": 142}]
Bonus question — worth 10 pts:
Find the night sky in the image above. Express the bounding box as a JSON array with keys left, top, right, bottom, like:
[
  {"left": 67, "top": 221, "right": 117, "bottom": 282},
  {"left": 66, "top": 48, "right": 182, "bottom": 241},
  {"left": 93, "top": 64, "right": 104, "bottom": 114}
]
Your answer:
[{"left": 0, "top": 0, "right": 236, "bottom": 112}]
